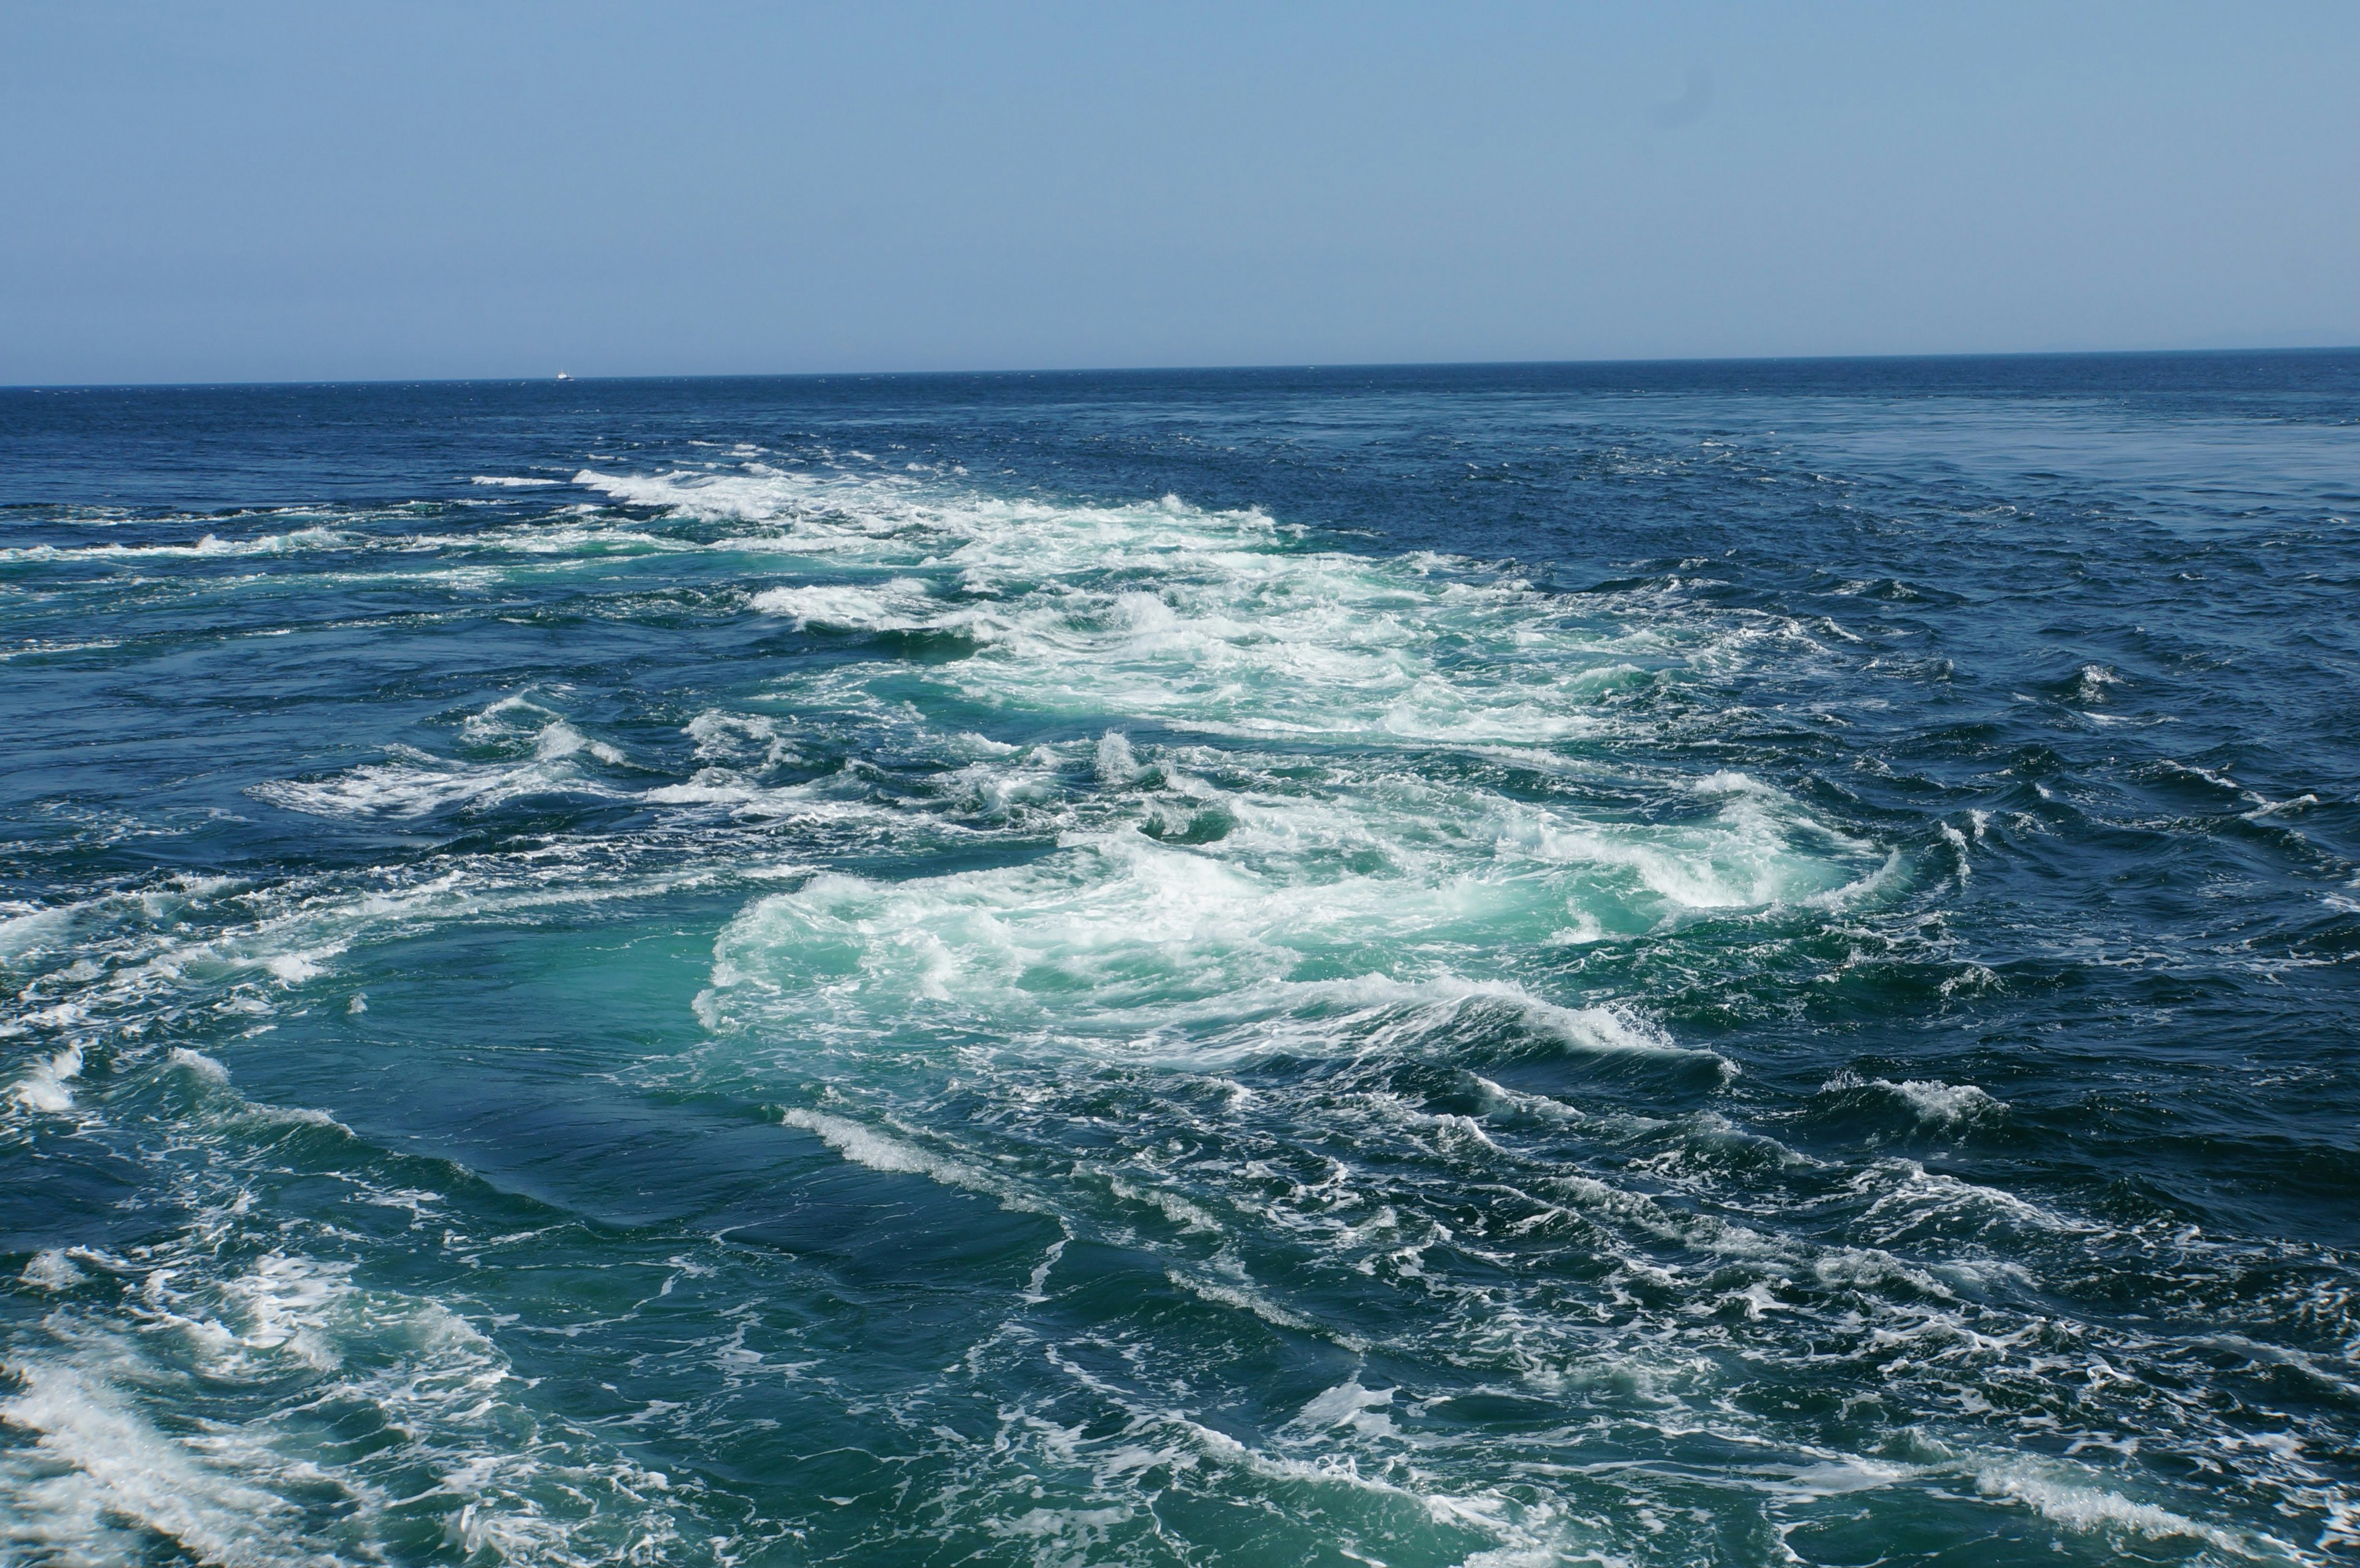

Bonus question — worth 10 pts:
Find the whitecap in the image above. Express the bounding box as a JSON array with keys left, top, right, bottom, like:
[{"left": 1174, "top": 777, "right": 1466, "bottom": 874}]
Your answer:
[{"left": 9, "top": 1042, "right": 84, "bottom": 1113}]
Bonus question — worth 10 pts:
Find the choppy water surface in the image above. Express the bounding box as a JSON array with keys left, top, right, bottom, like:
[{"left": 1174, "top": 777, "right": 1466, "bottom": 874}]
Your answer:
[{"left": 3, "top": 355, "right": 2357, "bottom": 1566}]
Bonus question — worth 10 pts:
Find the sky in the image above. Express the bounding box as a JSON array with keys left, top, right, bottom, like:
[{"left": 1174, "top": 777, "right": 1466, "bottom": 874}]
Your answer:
[{"left": 4, "top": 1, "right": 2356, "bottom": 384}]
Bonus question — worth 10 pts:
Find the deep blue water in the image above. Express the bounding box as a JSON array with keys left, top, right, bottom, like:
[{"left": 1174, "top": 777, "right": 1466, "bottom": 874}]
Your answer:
[{"left": 2, "top": 353, "right": 2357, "bottom": 1566}]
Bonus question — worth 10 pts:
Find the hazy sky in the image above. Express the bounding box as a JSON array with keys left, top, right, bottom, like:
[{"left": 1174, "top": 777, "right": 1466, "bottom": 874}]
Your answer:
[{"left": 5, "top": 1, "right": 2355, "bottom": 383}]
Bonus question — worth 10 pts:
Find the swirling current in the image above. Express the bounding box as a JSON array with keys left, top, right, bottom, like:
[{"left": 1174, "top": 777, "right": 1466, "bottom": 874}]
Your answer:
[{"left": 2, "top": 355, "right": 2357, "bottom": 1566}]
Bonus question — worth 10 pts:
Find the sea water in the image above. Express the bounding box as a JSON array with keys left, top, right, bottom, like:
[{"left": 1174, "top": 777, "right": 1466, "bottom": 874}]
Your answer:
[{"left": 2, "top": 355, "right": 2356, "bottom": 1565}]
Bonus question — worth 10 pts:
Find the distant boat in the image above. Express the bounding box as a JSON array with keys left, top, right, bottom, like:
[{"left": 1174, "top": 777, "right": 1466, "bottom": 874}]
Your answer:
[{"left": 556, "top": 371, "right": 573, "bottom": 382}]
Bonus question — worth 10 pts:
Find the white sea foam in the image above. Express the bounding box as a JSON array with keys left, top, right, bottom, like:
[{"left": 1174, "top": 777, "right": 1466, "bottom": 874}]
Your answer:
[
  {"left": 18, "top": 1251, "right": 85, "bottom": 1292},
  {"left": 1291, "top": 1378, "right": 1394, "bottom": 1432},
  {"left": 779, "top": 1107, "right": 1039, "bottom": 1214},
  {"left": 0, "top": 527, "right": 361, "bottom": 565},
  {"left": 9, "top": 1042, "right": 84, "bottom": 1113},
  {"left": 168, "top": 1048, "right": 230, "bottom": 1083},
  {"left": 1093, "top": 729, "right": 1141, "bottom": 784},
  {"left": 2071, "top": 662, "right": 2123, "bottom": 703},
  {"left": 750, "top": 577, "right": 942, "bottom": 630},
  {"left": 1886, "top": 1078, "right": 2007, "bottom": 1126},
  {"left": 1975, "top": 1464, "right": 2294, "bottom": 1559},
  {"left": 0, "top": 638, "right": 124, "bottom": 661},
  {"left": 254, "top": 697, "right": 627, "bottom": 820},
  {"left": 703, "top": 828, "right": 1742, "bottom": 1098},
  {"left": 4, "top": 1207, "right": 701, "bottom": 1567},
  {"left": 0, "top": 1360, "right": 315, "bottom": 1567},
  {"left": 0, "top": 903, "right": 81, "bottom": 964}
]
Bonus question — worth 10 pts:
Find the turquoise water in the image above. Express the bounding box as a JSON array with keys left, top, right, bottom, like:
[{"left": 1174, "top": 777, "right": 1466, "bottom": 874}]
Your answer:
[{"left": 3, "top": 357, "right": 2358, "bottom": 1564}]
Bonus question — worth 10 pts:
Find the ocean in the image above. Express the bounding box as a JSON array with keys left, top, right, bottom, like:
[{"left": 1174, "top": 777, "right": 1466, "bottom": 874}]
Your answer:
[{"left": 2, "top": 353, "right": 2356, "bottom": 1566}]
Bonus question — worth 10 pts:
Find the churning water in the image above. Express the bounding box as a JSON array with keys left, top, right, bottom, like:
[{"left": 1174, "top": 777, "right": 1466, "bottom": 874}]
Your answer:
[{"left": 3, "top": 356, "right": 2357, "bottom": 1564}]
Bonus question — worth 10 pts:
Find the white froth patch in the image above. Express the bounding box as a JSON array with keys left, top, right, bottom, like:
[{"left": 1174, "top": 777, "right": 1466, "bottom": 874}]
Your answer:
[
  {"left": 1094, "top": 729, "right": 1141, "bottom": 785},
  {"left": 1103, "top": 1174, "right": 1221, "bottom": 1234},
  {"left": 20, "top": 1250, "right": 86, "bottom": 1292},
  {"left": 264, "top": 952, "right": 325, "bottom": 985},
  {"left": 707, "top": 835, "right": 1733, "bottom": 1083},
  {"left": 1857, "top": 1158, "right": 2095, "bottom": 1241},
  {"left": 1, "top": 1252, "right": 694, "bottom": 1567},
  {"left": 533, "top": 721, "right": 625, "bottom": 765},
  {"left": 608, "top": 472, "right": 1663, "bottom": 762},
  {"left": 221, "top": 1254, "right": 352, "bottom": 1371},
  {"left": 779, "top": 1107, "right": 1033, "bottom": 1211},
  {"left": 0, "top": 1360, "right": 307, "bottom": 1567},
  {"left": 0, "top": 528, "right": 352, "bottom": 564},
  {"left": 9, "top": 1042, "right": 84, "bottom": 1113},
  {"left": 781, "top": 1107, "right": 939, "bottom": 1176},
  {"left": 1527, "top": 997, "right": 1686, "bottom": 1058},
  {"left": 1826, "top": 1072, "right": 2007, "bottom": 1127},
  {"left": 684, "top": 707, "right": 796, "bottom": 767},
  {"left": 1496, "top": 783, "right": 1874, "bottom": 914},
  {"left": 0, "top": 903, "right": 79, "bottom": 962},
  {"left": 469, "top": 475, "right": 562, "bottom": 487},
  {"left": 1292, "top": 1378, "right": 1395, "bottom": 1433},
  {"left": 1975, "top": 1465, "right": 2288, "bottom": 1558},
  {"left": 168, "top": 1048, "right": 229, "bottom": 1083},
  {"left": 575, "top": 464, "right": 842, "bottom": 523},
  {"left": 1886, "top": 1078, "right": 2005, "bottom": 1126},
  {"left": 254, "top": 723, "right": 627, "bottom": 820},
  {"left": 1162, "top": 1268, "right": 1361, "bottom": 1350},
  {"left": 752, "top": 578, "right": 937, "bottom": 630},
  {"left": 0, "top": 638, "right": 125, "bottom": 662},
  {"left": 456, "top": 694, "right": 629, "bottom": 766},
  {"left": 253, "top": 762, "right": 509, "bottom": 820},
  {"left": 1689, "top": 769, "right": 1771, "bottom": 798},
  {"left": 2071, "top": 662, "right": 2123, "bottom": 702},
  {"left": 1773, "top": 1457, "right": 1914, "bottom": 1499}
]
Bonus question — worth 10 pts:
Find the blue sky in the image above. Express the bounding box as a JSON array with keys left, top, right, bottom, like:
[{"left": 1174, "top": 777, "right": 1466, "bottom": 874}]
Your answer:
[{"left": 4, "top": 1, "right": 2354, "bottom": 383}]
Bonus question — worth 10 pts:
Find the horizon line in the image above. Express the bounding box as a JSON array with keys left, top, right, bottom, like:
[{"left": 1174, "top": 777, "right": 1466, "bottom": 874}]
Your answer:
[{"left": 6, "top": 340, "right": 2358, "bottom": 394}]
